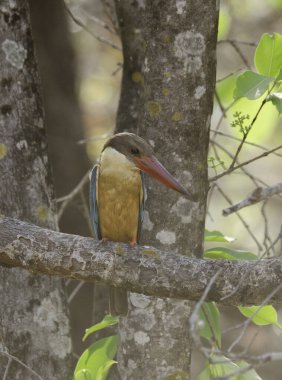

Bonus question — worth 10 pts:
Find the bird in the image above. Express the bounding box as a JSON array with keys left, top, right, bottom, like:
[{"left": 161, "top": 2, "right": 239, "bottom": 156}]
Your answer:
[{"left": 89, "top": 132, "right": 189, "bottom": 316}]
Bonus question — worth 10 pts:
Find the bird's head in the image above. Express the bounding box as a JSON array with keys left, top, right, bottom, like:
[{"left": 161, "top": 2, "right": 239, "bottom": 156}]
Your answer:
[{"left": 103, "top": 132, "right": 189, "bottom": 196}]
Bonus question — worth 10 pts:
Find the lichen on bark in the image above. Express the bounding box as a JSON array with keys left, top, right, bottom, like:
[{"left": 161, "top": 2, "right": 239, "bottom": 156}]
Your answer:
[
  {"left": 0, "top": 1, "right": 72, "bottom": 378},
  {"left": 114, "top": 0, "right": 219, "bottom": 378}
]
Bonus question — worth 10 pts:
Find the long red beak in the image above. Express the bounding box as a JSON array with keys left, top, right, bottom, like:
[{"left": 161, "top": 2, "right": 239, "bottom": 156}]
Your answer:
[{"left": 133, "top": 156, "right": 189, "bottom": 196}]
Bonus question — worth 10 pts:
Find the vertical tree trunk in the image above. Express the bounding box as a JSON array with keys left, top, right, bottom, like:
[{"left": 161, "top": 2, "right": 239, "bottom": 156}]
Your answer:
[
  {"left": 114, "top": 1, "right": 218, "bottom": 378},
  {"left": 0, "top": 1, "right": 72, "bottom": 378},
  {"left": 28, "top": 0, "right": 96, "bottom": 355},
  {"left": 29, "top": 0, "right": 91, "bottom": 237}
]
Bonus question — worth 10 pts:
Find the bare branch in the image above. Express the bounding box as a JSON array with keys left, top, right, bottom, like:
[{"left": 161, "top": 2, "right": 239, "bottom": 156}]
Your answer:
[
  {"left": 189, "top": 270, "right": 222, "bottom": 357},
  {"left": 229, "top": 40, "right": 251, "bottom": 69},
  {"left": 77, "top": 133, "right": 111, "bottom": 145},
  {"left": 214, "top": 363, "right": 253, "bottom": 380},
  {"left": 216, "top": 69, "right": 242, "bottom": 83},
  {"left": 209, "top": 145, "right": 282, "bottom": 182},
  {"left": 87, "top": 13, "right": 117, "bottom": 35},
  {"left": 3, "top": 356, "right": 12, "bottom": 380},
  {"left": 56, "top": 171, "right": 90, "bottom": 219},
  {"left": 68, "top": 281, "right": 85, "bottom": 303},
  {"left": 223, "top": 183, "right": 282, "bottom": 216},
  {"left": 2, "top": 217, "right": 282, "bottom": 305},
  {"left": 218, "top": 39, "right": 257, "bottom": 47},
  {"left": 216, "top": 184, "right": 263, "bottom": 251},
  {"left": 210, "top": 129, "right": 282, "bottom": 158},
  {"left": 229, "top": 99, "right": 267, "bottom": 170},
  {"left": 64, "top": 4, "right": 122, "bottom": 51},
  {"left": 227, "top": 282, "right": 282, "bottom": 353},
  {"left": 0, "top": 350, "right": 43, "bottom": 380}
]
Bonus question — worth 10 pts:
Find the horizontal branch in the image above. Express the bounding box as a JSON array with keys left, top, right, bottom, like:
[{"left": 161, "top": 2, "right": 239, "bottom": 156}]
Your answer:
[
  {"left": 223, "top": 183, "right": 282, "bottom": 216},
  {"left": 1, "top": 217, "right": 282, "bottom": 305}
]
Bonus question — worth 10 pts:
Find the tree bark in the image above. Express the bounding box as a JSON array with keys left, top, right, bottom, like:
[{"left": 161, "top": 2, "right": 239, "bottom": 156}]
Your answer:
[
  {"left": 1, "top": 217, "right": 282, "bottom": 306},
  {"left": 0, "top": 1, "right": 72, "bottom": 378},
  {"left": 114, "top": 1, "right": 219, "bottom": 378},
  {"left": 28, "top": 0, "right": 98, "bottom": 355}
]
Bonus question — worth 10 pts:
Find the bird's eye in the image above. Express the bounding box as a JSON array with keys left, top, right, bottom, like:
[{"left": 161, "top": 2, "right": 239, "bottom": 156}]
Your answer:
[{"left": 130, "top": 147, "right": 140, "bottom": 155}]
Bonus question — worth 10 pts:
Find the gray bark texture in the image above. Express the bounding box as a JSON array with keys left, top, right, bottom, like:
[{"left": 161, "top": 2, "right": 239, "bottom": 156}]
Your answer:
[
  {"left": 29, "top": 0, "right": 98, "bottom": 355},
  {"left": 1, "top": 217, "right": 282, "bottom": 306},
  {"left": 0, "top": 1, "right": 72, "bottom": 378},
  {"left": 114, "top": 1, "right": 218, "bottom": 378}
]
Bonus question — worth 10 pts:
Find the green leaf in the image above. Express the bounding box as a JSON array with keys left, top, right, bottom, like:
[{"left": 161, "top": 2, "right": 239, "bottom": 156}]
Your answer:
[
  {"left": 197, "top": 366, "right": 210, "bottom": 380},
  {"left": 239, "top": 305, "right": 282, "bottom": 330},
  {"left": 218, "top": 9, "right": 231, "bottom": 41},
  {"left": 74, "top": 335, "right": 118, "bottom": 380},
  {"left": 276, "top": 67, "right": 282, "bottom": 81},
  {"left": 204, "top": 229, "right": 235, "bottom": 242},
  {"left": 236, "top": 361, "right": 263, "bottom": 380},
  {"left": 199, "top": 302, "right": 221, "bottom": 347},
  {"left": 74, "top": 369, "right": 93, "bottom": 380},
  {"left": 96, "top": 360, "right": 117, "bottom": 380},
  {"left": 198, "top": 356, "right": 238, "bottom": 379},
  {"left": 204, "top": 247, "right": 257, "bottom": 261},
  {"left": 233, "top": 71, "right": 274, "bottom": 100},
  {"left": 83, "top": 314, "right": 119, "bottom": 341},
  {"left": 267, "top": 92, "right": 282, "bottom": 113},
  {"left": 198, "top": 357, "right": 263, "bottom": 380},
  {"left": 255, "top": 33, "right": 282, "bottom": 77}
]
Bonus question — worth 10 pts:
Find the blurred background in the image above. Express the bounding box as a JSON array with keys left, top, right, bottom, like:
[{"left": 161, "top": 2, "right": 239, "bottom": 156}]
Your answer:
[{"left": 29, "top": 0, "right": 282, "bottom": 378}]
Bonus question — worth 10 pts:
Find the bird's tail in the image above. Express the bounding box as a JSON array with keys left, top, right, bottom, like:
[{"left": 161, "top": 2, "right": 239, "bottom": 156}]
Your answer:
[{"left": 109, "top": 287, "right": 128, "bottom": 316}]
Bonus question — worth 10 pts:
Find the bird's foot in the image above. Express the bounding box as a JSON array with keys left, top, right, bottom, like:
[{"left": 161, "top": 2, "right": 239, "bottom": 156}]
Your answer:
[{"left": 129, "top": 238, "right": 137, "bottom": 247}]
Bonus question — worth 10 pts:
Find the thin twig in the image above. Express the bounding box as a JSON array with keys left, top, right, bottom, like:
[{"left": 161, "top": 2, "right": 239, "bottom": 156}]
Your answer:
[
  {"left": 215, "top": 90, "right": 226, "bottom": 115},
  {"left": 112, "top": 62, "right": 123, "bottom": 76},
  {"left": 201, "top": 303, "right": 221, "bottom": 349},
  {"left": 210, "top": 140, "right": 269, "bottom": 188},
  {"left": 223, "top": 183, "right": 282, "bottom": 216},
  {"left": 229, "top": 79, "right": 277, "bottom": 169},
  {"left": 213, "top": 98, "right": 238, "bottom": 135},
  {"left": 214, "top": 363, "right": 253, "bottom": 380},
  {"left": 57, "top": 171, "right": 90, "bottom": 219},
  {"left": 0, "top": 350, "right": 43, "bottom": 380},
  {"left": 3, "top": 357, "right": 12, "bottom": 380},
  {"left": 77, "top": 132, "right": 111, "bottom": 145},
  {"left": 87, "top": 13, "right": 117, "bottom": 34},
  {"left": 216, "top": 184, "right": 263, "bottom": 251},
  {"left": 216, "top": 69, "right": 242, "bottom": 83},
  {"left": 229, "top": 40, "right": 251, "bottom": 69},
  {"left": 227, "top": 282, "right": 282, "bottom": 353},
  {"left": 229, "top": 99, "right": 267, "bottom": 169},
  {"left": 210, "top": 145, "right": 282, "bottom": 182},
  {"left": 210, "top": 129, "right": 282, "bottom": 158},
  {"left": 65, "top": 4, "right": 121, "bottom": 51},
  {"left": 68, "top": 281, "right": 85, "bottom": 303},
  {"left": 261, "top": 200, "right": 273, "bottom": 256},
  {"left": 262, "top": 228, "right": 282, "bottom": 258},
  {"left": 189, "top": 271, "right": 223, "bottom": 357},
  {"left": 218, "top": 39, "right": 257, "bottom": 47}
]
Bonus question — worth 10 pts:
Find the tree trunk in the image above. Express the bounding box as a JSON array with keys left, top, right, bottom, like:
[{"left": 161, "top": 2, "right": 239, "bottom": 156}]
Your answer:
[
  {"left": 29, "top": 0, "right": 91, "bottom": 237},
  {"left": 28, "top": 0, "right": 98, "bottom": 355},
  {"left": 114, "top": 1, "right": 219, "bottom": 378},
  {"left": 0, "top": 1, "right": 72, "bottom": 378}
]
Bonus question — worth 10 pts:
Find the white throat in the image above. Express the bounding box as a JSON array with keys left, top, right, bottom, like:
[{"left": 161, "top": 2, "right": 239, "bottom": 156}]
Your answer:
[{"left": 99, "top": 147, "right": 138, "bottom": 176}]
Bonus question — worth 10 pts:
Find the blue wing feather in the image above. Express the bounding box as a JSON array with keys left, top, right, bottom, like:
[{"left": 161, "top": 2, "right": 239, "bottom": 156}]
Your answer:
[
  {"left": 89, "top": 165, "right": 101, "bottom": 239},
  {"left": 137, "top": 172, "right": 146, "bottom": 244}
]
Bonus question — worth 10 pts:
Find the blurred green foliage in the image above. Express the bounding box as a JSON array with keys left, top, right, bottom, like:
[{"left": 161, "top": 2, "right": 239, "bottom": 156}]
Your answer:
[{"left": 74, "top": 315, "right": 118, "bottom": 380}]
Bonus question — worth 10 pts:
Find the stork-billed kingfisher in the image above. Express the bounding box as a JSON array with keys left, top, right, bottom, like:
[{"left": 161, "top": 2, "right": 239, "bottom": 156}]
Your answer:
[{"left": 90, "top": 132, "right": 189, "bottom": 316}]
